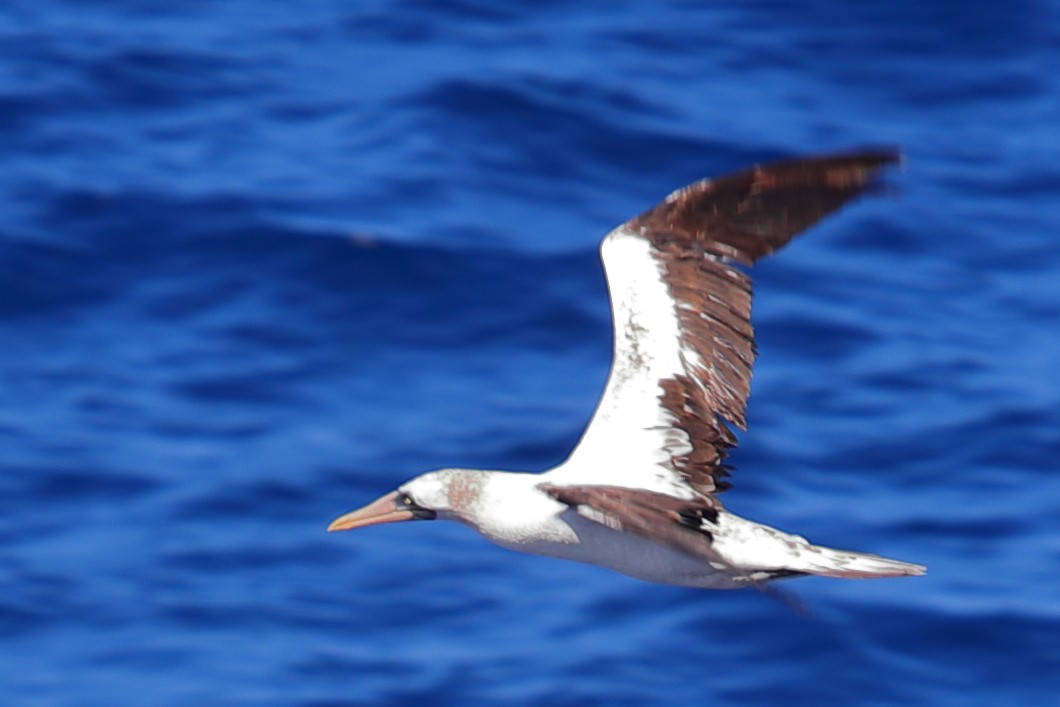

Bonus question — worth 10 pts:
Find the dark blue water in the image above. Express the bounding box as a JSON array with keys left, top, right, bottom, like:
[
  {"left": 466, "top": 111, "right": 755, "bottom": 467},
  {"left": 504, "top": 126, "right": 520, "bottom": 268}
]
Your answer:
[{"left": 3, "top": 1, "right": 1060, "bottom": 704}]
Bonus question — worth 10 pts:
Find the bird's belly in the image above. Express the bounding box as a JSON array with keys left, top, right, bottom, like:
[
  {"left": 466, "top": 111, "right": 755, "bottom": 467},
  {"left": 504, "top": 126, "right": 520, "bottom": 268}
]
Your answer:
[{"left": 495, "top": 513, "right": 744, "bottom": 590}]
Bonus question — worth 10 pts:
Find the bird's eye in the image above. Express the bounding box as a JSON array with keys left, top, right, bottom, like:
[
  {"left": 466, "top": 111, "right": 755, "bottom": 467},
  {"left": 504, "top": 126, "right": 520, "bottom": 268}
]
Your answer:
[{"left": 397, "top": 491, "right": 437, "bottom": 521}]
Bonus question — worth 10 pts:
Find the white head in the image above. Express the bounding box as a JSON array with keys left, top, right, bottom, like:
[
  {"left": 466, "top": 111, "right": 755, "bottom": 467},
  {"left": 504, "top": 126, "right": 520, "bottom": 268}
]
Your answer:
[{"left": 327, "top": 468, "right": 485, "bottom": 531}]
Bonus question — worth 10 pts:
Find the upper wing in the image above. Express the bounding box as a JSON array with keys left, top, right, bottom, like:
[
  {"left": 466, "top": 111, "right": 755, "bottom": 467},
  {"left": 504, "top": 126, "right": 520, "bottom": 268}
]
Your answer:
[{"left": 553, "top": 150, "right": 900, "bottom": 501}]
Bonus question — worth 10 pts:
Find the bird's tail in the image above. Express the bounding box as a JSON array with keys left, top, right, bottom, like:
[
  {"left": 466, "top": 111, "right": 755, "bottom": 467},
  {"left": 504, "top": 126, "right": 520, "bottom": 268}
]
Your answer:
[
  {"left": 711, "top": 514, "right": 925, "bottom": 582},
  {"left": 788, "top": 543, "right": 926, "bottom": 579}
]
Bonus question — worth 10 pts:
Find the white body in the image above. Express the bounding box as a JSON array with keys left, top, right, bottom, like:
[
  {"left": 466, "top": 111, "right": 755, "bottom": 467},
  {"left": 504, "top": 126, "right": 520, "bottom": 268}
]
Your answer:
[
  {"left": 334, "top": 152, "right": 926, "bottom": 589},
  {"left": 409, "top": 468, "right": 921, "bottom": 590}
]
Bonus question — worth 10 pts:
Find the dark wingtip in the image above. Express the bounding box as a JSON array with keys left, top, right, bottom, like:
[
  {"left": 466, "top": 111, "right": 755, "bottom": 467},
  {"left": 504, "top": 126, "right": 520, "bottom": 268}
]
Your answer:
[
  {"left": 629, "top": 145, "right": 905, "bottom": 267},
  {"left": 748, "top": 146, "right": 903, "bottom": 191}
]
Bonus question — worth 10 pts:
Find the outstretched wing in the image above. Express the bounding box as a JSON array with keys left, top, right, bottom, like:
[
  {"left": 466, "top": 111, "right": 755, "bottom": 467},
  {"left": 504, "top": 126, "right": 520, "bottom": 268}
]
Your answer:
[
  {"left": 538, "top": 483, "right": 725, "bottom": 563},
  {"left": 552, "top": 150, "right": 900, "bottom": 501}
]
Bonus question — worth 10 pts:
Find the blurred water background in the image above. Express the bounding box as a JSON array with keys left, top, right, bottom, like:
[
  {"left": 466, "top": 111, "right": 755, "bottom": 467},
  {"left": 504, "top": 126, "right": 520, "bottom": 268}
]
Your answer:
[{"left": 2, "top": 1, "right": 1059, "bottom": 704}]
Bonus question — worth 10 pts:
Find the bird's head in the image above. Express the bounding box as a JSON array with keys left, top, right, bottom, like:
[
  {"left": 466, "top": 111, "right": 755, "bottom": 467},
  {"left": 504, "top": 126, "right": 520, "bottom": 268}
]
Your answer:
[{"left": 327, "top": 469, "right": 481, "bottom": 532}]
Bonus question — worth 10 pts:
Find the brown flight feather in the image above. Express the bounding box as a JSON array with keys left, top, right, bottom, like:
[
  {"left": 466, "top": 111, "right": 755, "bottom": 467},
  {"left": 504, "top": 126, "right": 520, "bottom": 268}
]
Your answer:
[
  {"left": 626, "top": 149, "right": 900, "bottom": 498},
  {"left": 538, "top": 483, "right": 725, "bottom": 563}
]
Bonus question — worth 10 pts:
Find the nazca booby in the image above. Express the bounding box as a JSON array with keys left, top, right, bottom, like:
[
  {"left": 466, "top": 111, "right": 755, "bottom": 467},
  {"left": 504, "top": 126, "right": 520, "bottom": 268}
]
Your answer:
[{"left": 329, "top": 149, "right": 926, "bottom": 589}]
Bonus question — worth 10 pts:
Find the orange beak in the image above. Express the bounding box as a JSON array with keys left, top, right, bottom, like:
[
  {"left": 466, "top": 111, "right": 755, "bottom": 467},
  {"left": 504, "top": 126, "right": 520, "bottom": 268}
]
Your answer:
[{"left": 327, "top": 491, "right": 414, "bottom": 532}]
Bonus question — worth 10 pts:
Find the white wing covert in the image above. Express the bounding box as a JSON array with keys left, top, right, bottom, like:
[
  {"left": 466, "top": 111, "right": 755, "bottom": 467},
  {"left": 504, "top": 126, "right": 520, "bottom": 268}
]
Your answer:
[{"left": 551, "top": 151, "right": 901, "bottom": 504}]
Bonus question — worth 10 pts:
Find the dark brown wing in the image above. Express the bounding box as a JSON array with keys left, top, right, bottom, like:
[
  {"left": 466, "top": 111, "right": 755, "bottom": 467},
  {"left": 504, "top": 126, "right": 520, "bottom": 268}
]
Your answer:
[
  {"left": 538, "top": 483, "right": 726, "bottom": 564},
  {"left": 560, "top": 149, "right": 900, "bottom": 500}
]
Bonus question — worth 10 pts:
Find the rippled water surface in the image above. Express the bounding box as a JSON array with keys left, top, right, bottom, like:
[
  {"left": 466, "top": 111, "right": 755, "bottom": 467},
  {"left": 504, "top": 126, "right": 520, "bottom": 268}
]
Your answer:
[{"left": 2, "top": 1, "right": 1060, "bottom": 704}]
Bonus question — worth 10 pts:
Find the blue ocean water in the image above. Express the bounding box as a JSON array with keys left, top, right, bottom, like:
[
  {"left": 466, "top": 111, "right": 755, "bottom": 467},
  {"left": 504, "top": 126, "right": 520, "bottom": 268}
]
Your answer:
[{"left": 2, "top": 0, "right": 1060, "bottom": 704}]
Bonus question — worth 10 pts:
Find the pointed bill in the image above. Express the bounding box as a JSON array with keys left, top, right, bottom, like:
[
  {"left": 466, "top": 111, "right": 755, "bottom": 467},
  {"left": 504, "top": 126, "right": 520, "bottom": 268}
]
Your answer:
[{"left": 327, "top": 491, "right": 414, "bottom": 531}]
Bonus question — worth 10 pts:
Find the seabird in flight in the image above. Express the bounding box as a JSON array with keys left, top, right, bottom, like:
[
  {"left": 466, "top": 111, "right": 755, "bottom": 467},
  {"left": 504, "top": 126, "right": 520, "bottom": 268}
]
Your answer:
[{"left": 329, "top": 149, "right": 926, "bottom": 589}]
